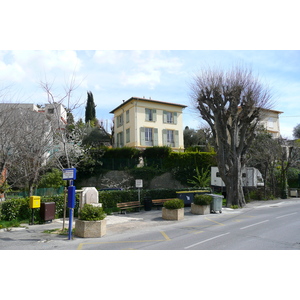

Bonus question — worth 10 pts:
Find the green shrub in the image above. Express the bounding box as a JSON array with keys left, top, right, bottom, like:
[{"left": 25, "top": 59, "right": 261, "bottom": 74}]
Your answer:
[
  {"left": 79, "top": 204, "right": 106, "bottom": 221},
  {"left": 142, "top": 146, "right": 172, "bottom": 168},
  {"left": 0, "top": 198, "right": 31, "bottom": 221},
  {"left": 163, "top": 198, "right": 184, "bottom": 209},
  {"left": 194, "top": 194, "right": 213, "bottom": 206},
  {"left": 0, "top": 194, "right": 80, "bottom": 222}
]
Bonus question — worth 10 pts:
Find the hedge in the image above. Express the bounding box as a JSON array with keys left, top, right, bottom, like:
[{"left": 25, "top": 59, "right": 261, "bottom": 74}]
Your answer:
[
  {"left": 99, "top": 188, "right": 196, "bottom": 209},
  {"left": 163, "top": 151, "right": 217, "bottom": 170},
  {"left": 0, "top": 195, "right": 79, "bottom": 222}
]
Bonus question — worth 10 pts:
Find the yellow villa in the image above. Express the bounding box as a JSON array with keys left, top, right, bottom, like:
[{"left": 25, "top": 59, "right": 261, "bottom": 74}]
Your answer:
[{"left": 110, "top": 97, "right": 187, "bottom": 151}]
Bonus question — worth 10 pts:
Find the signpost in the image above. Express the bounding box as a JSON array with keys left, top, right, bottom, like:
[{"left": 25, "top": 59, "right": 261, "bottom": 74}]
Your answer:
[
  {"left": 63, "top": 168, "right": 77, "bottom": 240},
  {"left": 135, "top": 179, "right": 143, "bottom": 204}
]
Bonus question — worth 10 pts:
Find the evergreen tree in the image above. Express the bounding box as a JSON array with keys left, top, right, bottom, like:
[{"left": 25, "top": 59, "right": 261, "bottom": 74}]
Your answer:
[{"left": 85, "top": 91, "right": 96, "bottom": 124}]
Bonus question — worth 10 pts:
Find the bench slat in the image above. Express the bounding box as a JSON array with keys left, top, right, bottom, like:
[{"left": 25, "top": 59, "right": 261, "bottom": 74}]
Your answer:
[{"left": 117, "top": 201, "right": 143, "bottom": 214}]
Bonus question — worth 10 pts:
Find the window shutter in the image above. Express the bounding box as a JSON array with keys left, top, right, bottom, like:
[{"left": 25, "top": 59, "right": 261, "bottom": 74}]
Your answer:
[
  {"left": 153, "top": 128, "right": 158, "bottom": 146},
  {"left": 163, "top": 111, "right": 167, "bottom": 123},
  {"left": 162, "top": 129, "right": 167, "bottom": 145},
  {"left": 140, "top": 127, "right": 145, "bottom": 146},
  {"left": 153, "top": 109, "right": 157, "bottom": 122},
  {"left": 145, "top": 108, "right": 149, "bottom": 121},
  {"left": 173, "top": 112, "right": 177, "bottom": 124},
  {"left": 174, "top": 130, "right": 179, "bottom": 147}
]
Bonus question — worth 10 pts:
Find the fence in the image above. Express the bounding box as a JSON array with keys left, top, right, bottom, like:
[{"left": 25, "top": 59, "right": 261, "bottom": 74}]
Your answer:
[{"left": 6, "top": 186, "right": 65, "bottom": 198}]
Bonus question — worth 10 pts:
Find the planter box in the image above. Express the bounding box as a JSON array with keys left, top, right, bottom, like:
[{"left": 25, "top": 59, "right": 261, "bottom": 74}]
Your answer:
[
  {"left": 162, "top": 207, "right": 184, "bottom": 220},
  {"left": 191, "top": 203, "right": 210, "bottom": 215},
  {"left": 75, "top": 219, "right": 106, "bottom": 238}
]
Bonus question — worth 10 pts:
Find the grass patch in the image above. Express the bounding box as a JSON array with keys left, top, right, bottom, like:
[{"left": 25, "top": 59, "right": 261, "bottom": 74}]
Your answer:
[
  {"left": 0, "top": 220, "right": 21, "bottom": 229},
  {"left": 43, "top": 228, "right": 73, "bottom": 235}
]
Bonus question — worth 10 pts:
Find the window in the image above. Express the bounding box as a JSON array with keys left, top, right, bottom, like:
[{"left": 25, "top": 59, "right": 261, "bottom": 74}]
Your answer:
[
  {"left": 166, "top": 112, "right": 173, "bottom": 124},
  {"left": 126, "top": 110, "right": 129, "bottom": 123},
  {"left": 145, "top": 128, "right": 153, "bottom": 142},
  {"left": 163, "top": 129, "right": 179, "bottom": 147},
  {"left": 126, "top": 128, "right": 130, "bottom": 143},
  {"left": 268, "top": 117, "right": 275, "bottom": 128},
  {"left": 163, "top": 111, "right": 177, "bottom": 124},
  {"left": 145, "top": 108, "right": 156, "bottom": 121},
  {"left": 117, "top": 114, "right": 123, "bottom": 128},
  {"left": 140, "top": 127, "right": 158, "bottom": 146},
  {"left": 47, "top": 108, "right": 54, "bottom": 114},
  {"left": 167, "top": 130, "right": 174, "bottom": 145},
  {"left": 116, "top": 132, "right": 124, "bottom": 147}
]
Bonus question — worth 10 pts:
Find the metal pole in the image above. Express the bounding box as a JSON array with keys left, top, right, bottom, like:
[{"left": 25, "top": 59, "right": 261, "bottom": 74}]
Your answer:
[
  {"left": 63, "top": 187, "right": 67, "bottom": 231},
  {"left": 68, "top": 181, "right": 75, "bottom": 240},
  {"left": 31, "top": 208, "right": 34, "bottom": 225},
  {"left": 68, "top": 208, "right": 73, "bottom": 240}
]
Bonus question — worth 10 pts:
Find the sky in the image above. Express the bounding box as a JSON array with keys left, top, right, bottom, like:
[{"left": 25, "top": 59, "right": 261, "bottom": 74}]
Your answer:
[
  {"left": 1, "top": 50, "right": 299, "bottom": 138},
  {"left": 1, "top": 1, "right": 300, "bottom": 140}
]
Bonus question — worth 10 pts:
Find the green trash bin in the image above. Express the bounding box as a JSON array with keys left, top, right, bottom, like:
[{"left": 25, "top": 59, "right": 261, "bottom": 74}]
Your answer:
[{"left": 209, "top": 194, "right": 223, "bottom": 213}]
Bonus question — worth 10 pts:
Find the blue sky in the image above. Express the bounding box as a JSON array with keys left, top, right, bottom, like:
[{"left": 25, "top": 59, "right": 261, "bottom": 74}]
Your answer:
[
  {"left": 1, "top": 1, "right": 300, "bottom": 138},
  {"left": 1, "top": 50, "right": 299, "bottom": 138}
]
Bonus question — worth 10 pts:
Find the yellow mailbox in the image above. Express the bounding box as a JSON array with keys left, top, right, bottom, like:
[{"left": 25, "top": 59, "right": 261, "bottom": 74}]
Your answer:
[{"left": 29, "top": 196, "right": 41, "bottom": 209}]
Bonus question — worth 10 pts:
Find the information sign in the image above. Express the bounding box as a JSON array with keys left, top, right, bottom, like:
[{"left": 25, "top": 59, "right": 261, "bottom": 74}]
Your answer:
[
  {"left": 63, "top": 168, "right": 77, "bottom": 180},
  {"left": 135, "top": 179, "right": 143, "bottom": 188}
]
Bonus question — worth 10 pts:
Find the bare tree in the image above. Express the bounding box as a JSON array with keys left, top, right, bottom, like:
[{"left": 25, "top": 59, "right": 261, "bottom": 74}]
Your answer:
[
  {"left": 247, "top": 129, "right": 280, "bottom": 198},
  {"left": 0, "top": 104, "right": 53, "bottom": 195},
  {"left": 8, "top": 109, "right": 53, "bottom": 195},
  {"left": 191, "top": 65, "right": 273, "bottom": 207},
  {"left": 39, "top": 75, "right": 84, "bottom": 170},
  {"left": 0, "top": 103, "right": 21, "bottom": 193}
]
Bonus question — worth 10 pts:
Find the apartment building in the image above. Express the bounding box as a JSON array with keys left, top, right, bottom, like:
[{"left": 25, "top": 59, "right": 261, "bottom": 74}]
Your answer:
[
  {"left": 110, "top": 97, "right": 187, "bottom": 151},
  {"left": 258, "top": 108, "right": 283, "bottom": 138}
]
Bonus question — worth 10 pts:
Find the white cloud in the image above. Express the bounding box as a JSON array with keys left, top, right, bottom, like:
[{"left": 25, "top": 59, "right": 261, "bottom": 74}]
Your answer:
[
  {"left": 8, "top": 50, "right": 82, "bottom": 82},
  {"left": 121, "top": 70, "right": 161, "bottom": 89},
  {"left": 93, "top": 50, "right": 124, "bottom": 65},
  {"left": 0, "top": 60, "right": 26, "bottom": 82},
  {"left": 119, "top": 51, "right": 183, "bottom": 88}
]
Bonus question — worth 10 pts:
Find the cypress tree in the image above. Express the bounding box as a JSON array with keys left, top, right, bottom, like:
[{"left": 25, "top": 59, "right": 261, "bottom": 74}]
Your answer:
[{"left": 85, "top": 91, "right": 96, "bottom": 124}]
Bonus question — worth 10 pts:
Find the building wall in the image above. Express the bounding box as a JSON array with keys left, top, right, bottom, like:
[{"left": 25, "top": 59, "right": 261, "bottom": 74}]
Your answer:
[
  {"left": 112, "top": 98, "right": 185, "bottom": 151},
  {"left": 258, "top": 109, "right": 282, "bottom": 138}
]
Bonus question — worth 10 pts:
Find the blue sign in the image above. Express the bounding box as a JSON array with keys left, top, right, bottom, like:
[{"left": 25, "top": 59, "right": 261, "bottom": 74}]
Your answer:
[{"left": 63, "top": 168, "right": 77, "bottom": 180}]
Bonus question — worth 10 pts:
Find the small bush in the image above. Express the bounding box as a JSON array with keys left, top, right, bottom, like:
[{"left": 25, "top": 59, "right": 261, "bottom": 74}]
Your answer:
[
  {"left": 163, "top": 198, "right": 184, "bottom": 210},
  {"left": 194, "top": 194, "right": 213, "bottom": 206},
  {"left": 79, "top": 204, "right": 106, "bottom": 221},
  {"left": 0, "top": 198, "right": 31, "bottom": 221}
]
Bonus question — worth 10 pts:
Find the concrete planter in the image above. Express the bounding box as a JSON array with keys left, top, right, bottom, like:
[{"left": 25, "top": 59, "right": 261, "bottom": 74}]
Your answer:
[
  {"left": 191, "top": 203, "right": 210, "bottom": 215},
  {"left": 75, "top": 219, "right": 106, "bottom": 238},
  {"left": 162, "top": 207, "right": 184, "bottom": 220}
]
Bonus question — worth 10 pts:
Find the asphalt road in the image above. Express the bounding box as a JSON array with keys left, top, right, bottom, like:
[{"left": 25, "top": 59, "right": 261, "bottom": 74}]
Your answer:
[
  {"left": 2, "top": 199, "right": 300, "bottom": 250},
  {"left": 78, "top": 200, "right": 300, "bottom": 250}
]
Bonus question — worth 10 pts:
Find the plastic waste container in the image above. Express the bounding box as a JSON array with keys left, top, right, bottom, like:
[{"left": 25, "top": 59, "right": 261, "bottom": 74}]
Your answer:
[
  {"left": 144, "top": 197, "right": 152, "bottom": 211},
  {"left": 208, "top": 194, "right": 223, "bottom": 213},
  {"left": 176, "top": 190, "right": 211, "bottom": 205}
]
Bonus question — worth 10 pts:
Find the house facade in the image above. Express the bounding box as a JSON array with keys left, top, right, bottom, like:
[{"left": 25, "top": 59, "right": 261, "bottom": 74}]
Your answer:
[
  {"left": 110, "top": 97, "right": 187, "bottom": 151},
  {"left": 258, "top": 108, "right": 283, "bottom": 138}
]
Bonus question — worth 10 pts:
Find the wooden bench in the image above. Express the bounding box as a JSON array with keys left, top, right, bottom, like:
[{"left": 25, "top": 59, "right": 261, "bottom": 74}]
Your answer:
[
  {"left": 117, "top": 201, "right": 143, "bottom": 214},
  {"left": 151, "top": 198, "right": 176, "bottom": 209}
]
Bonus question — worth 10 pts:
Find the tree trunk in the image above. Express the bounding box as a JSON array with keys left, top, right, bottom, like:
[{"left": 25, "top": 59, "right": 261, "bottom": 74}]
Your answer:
[{"left": 223, "top": 159, "right": 246, "bottom": 208}]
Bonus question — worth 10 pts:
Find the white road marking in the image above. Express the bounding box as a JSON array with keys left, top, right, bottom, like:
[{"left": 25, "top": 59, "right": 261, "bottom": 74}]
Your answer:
[
  {"left": 240, "top": 220, "right": 269, "bottom": 230},
  {"left": 276, "top": 212, "right": 298, "bottom": 219},
  {"left": 184, "top": 232, "right": 230, "bottom": 249}
]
